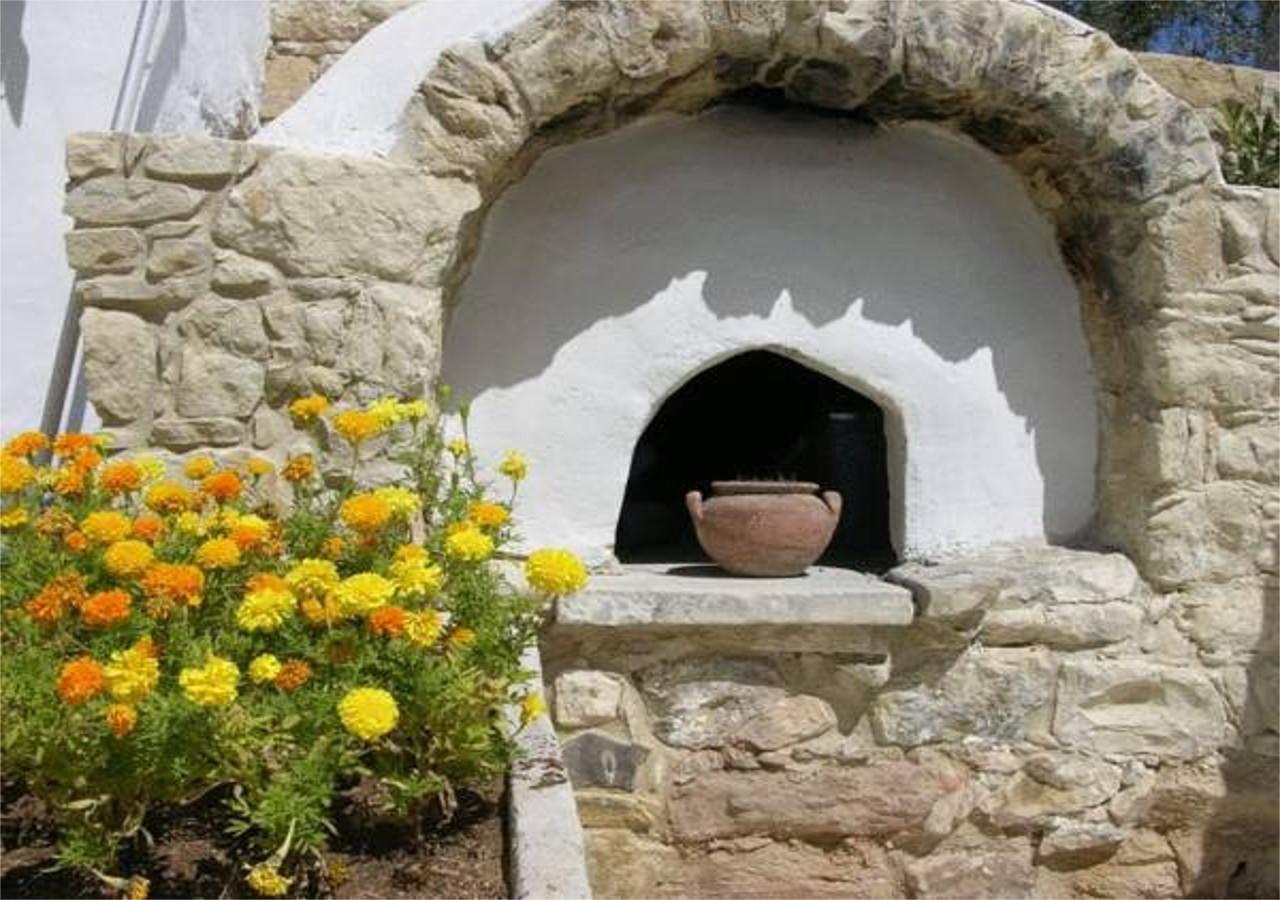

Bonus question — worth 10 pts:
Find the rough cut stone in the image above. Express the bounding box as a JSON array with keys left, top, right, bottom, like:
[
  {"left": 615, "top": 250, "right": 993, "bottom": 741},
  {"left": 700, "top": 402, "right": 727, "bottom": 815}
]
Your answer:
[
  {"left": 1038, "top": 820, "right": 1127, "bottom": 869},
  {"left": 147, "top": 238, "right": 213, "bottom": 280},
  {"left": 261, "top": 55, "right": 317, "bottom": 121},
  {"left": 669, "top": 839, "right": 902, "bottom": 899},
  {"left": 979, "top": 601, "right": 1144, "bottom": 649},
  {"left": 65, "top": 176, "right": 203, "bottom": 226},
  {"left": 982, "top": 754, "right": 1122, "bottom": 830},
  {"left": 583, "top": 829, "right": 681, "bottom": 899},
  {"left": 554, "top": 670, "right": 623, "bottom": 729},
  {"left": 80, "top": 309, "right": 157, "bottom": 424},
  {"left": 560, "top": 732, "right": 647, "bottom": 792},
  {"left": 66, "top": 132, "right": 122, "bottom": 179},
  {"left": 369, "top": 282, "right": 441, "bottom": 395},
  {"left": 1053, "top": 660, "right": 1226, "bottom": 760},
  {"left": 898, "top": 837, "right": 1035, "bottom": 899},
  {"left": 729, "top": 695, "right": 838, "bottom": 752},
  {"left": 636, "top": 658, "right": 787, "bottom": 750},
  {"left": 144, "top": 136, "right": 256, "bottom": 181},
  {"left": 75, "top": 275, "right": 161, "bottom": 308},
  {"left": 175, "top": 347, "right": 264, "bottom": 418},
  {"left": 574, "top": 790, "right": 659, "bottom": 832},
  {"left": 1176, "top": 579, "right": 1278, "bottom": 662},
  {"left": 148, "top": 417, "right": 245, "bottom": 448},
  {"left": 212, "top": 249, "right": 281, "bottom": 297},
  {"left": 1144, "top": 483, "right": 1265, "bottom": 588},
  {"left": 64, "top": 228, "right": 144, "bottom": 274},
  {"left": 889, "top": 563, "right": 1011, "bottom": 623},
  {"left": 176, "top": 296, "right": 269, "bottom": 360}
]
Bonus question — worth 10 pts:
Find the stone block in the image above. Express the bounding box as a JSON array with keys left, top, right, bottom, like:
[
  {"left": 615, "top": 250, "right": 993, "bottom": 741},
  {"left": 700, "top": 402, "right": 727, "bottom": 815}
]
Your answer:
[
  {"left": 80, "top": 309, "right": 157, "bottom": 424},
  {"left": 65, "top": 176, "right": 203, "bottom": 226},
  {"left": 150, "top": 417, "right": 245, "bottom": 449},
  {"left": 1038, "top": 820, "right": 1127, "bottom": 869},
  {"left": 147, "top": 238, "right": 213, "bottom": 280},
  {"left": 176, "top": 296, "right": 269, "bottom": 360},
  {"left": 636, "top": 657, "right": 785, "bottom": 750},
  {"left": 1176, "top": 579, "right": 1278, "bottom": 663},
  {"left": 144, "top": 136, "right": 256, "bottom": 181},
  {"left": 561, "top": 732, "right": 648, "bottom": 792},
  {"left": 1217, "top": 419, "right": 1280, "bottom": 483},
  {"left": 553, "top": 670, "right": 622, "bottom": 729},
  {"left": 979, "top": 601, "right": 1143, "bottom": 649},
  {"left": 75, "top": 275, "right": 161, "bottom": 308},
  {"left": 1144, "top": 482, "right": 1264, "bottom": 588},
  {"left": 64, "top": 228, "right": 144, "bottom": 274},
  {"left": 899, "top": 839, "right": 1034, "bottom": 899},
  {"left": 212, "top": 249, "right": 281, "bottom": 297},
  {"left": 175, "top": 347, "right": 264, "bottom": 418},
  {"left": 66, "top": 132, "right": 122, "bottom": 179},
  {"left": 982, "top": 754, "right": 1122, "bottom": 830},
  {"left": 670, "top": 839, "right": 902, "bottom": 899},
  {"left": 261, "top": 54, "right": 317, "bottom": 121}
]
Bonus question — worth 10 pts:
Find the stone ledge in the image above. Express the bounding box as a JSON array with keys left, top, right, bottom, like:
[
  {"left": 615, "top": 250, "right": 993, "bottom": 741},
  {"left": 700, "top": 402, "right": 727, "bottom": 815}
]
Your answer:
[{"left": 555, "top": 565, "right": 915, "bottom": 628}]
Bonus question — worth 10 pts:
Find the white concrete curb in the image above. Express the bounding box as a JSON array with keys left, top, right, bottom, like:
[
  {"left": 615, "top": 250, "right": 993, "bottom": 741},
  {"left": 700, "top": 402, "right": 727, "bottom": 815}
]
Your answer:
[{"left": 507, "top": 645, "right": 592, "bottom": 899}]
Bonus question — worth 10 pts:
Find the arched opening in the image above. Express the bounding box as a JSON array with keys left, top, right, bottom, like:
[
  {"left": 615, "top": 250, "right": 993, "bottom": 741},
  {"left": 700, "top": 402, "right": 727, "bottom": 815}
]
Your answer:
[{"left": 614, "top": 349, "right": 895, "bottom": 570}]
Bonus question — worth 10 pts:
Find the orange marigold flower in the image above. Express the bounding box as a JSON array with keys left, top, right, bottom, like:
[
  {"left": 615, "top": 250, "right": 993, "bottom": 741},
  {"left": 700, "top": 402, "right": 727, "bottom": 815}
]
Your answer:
[
  {"left": 53, "top": 466, "right": 86, "bottom": 496},
  {"left": 467, "top": 500, "right": 510, "bottom": 529},
  {"left": 57, "top": 656, "right": 105, "bottom": 705},
  {"left": 200, "top": 471, "right": 242, "bottom": 503},
  {"left": 145, "top": 481, "right": 193, "bottom": 514},
  {"left": 367, "top": 606, "right": 407, "bottom": 637},
  {"left": 104, "top": 703, "right": 137, "bottom": 738},
  {"left": 141, "top": 563, "right": 205, "bottom": 617},
  {"left": 68, "top": 447, "right": 102, "bottom": 472},
  {"left": 340, "top": 494, "right": 392, "bottom": 534},
  {"left": 273, "top": 660, "right": 312, "bottom": 692},
  {"left": 102, "top": 540, "right": 154, "bottom": 579},
  {"left": 183, "top": 456, "right": 216, "bottom": 480},
  {"left": 246, "top": 572, "right": 290, "bottom": 593},
  {"left": 81, "top": 590, "right": 132, "bottom": 628},
  {"left": 81, "top": 510, "right": 131, "bottom": 544},
  {"left": 131, "top": 514, "right": 165, "bottom": 543},
  {"left": 99, "top": 460, "right": 143, "bottom": 495},
  {"left": 4, "top": 431, "right": 48, "bottom": 457},
  {"left": 281, "top": 454, "right": 315, "bottom": 482},
  {"left": 230, "top": 515, "right": 272, "bottom": 552},
  {"left": 64, "top": 531, "right": 89, "bottom": 552},
  {"left": 448, "top": 626, "right": 476, "bottom": 649},
  {"left": 52, "top": 433, "right": 99, "bottom": 458},
  {"left": 35, "top": 509, "right": 76, "bottom": 537},
  {"left": 196, "top": 537, "right": 241, "bottom": 569},
  {"left": 322, "top": 536, "right": 345, "bottom": 559},
  {"left": 25, "top": 573, "right": 88, "bottom": 624}
]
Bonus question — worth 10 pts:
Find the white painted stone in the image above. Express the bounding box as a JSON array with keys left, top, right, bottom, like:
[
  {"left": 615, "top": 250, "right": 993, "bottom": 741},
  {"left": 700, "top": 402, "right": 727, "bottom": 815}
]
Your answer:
[
  {"left": 553, "top": 670, "right": 622, "bottom": 729},
  {"left": 555, "top": 565, "right": 913, "bottom": 628},
  {"left": 445, "top": 109, "right": 1097, "bottom": 564}
]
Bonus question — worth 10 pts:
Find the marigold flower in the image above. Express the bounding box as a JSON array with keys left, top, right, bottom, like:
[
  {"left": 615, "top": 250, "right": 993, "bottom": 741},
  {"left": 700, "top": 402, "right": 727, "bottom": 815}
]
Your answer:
[
  {"left": 333, "top": 410, "right": 384, "bottom": 445},
  {"left": 340, "top": 494, "right": 392, "bottom": 533},
  {"left": 57, "top": 656, "right": 105, "bottom": 705},
  {"left": 247, "top": 572, "right": 289, "bottom": 593},
  {"left": 273, "top": 659, "right": 312, "bottom": 692},
  {"left": 105, "top": 703, "right": 138, "bottom": 738},
  {"left": 99, "top": 460, "right": 143, "bottom": 495},
  {"left": 372, "top": 486, "right": 420, "bottom": 518},
  {"left": 520, "top": 691, "right": 547, "bottom": 726},
  {"left": 237, "top": 587, "right": 297, "bottom": 632},
  {"left": 367, "top": 605, "right": 407, "bottom": 637},
  {"left": 448, "top": 626, "right": 476, "bottom": 649},
  {"left": 499, "top": 450, "right": 529, "bottom": 482},
  {"left": 1, "top": 454, "right": 36, "bottom": 493},
  {"left": 104, "top": 640, "right": 160, "bottom": 703},
  {"left": 445, "top": 525, "right": 493, "bottom": 562},
  {"left": 404, "top": 609, "right": 448, "bottom": 647},
  {"left": 230, "top": 514, "right": 272, "bottom": 552},
  {"left": 103, "top": 540, "right": 155, "bottom": 579},
  {"left": 200, "top": 471, "right": 242, "bottom": 503},
  {"left": 394, "top": 543, "right": 427, "bottom": 564},
  {"left": 248, "top": 654, "right": 283, "bottom": 684},
  {"left": 52, "top": 433, "right": 100, "bottom": 458},
  {"left": 524, "top": 548, "right": 589, "bottom": 597},
  {"left": 179, "top": 656, "right": 239, "bottom": 706},
  {"left": 468, "top": 501, "right": 510, "bottom": 529},
  {"left": 288, "top": 394, "right": 329, "bottom": 423},
  {"left": 338, "top": 687, "right": 399, "bottom": 740},
  {"left": 82, "top": 590, "right": 132, "bottom": 628},
  {"left": 390, "top": 557, "right": 444, "bottom": 599},
  {"left": 182, "top": 456, "right": 216, "bottom": 480},
  {"left": 321, "top": 536, "right": 345, "bottom": 559},
  {"left": 285, "top": 558, "right": 339, "bottom": 600},
  {"left": 4, "top": 431, "right": 48, "bottom": 457},
  {"left": 127, "top": 876, "right": 149, "bottom": 900},
  {"left": 53, "top": 466, "right": 86, "bottom": 496},
  {"left": 446, "top": 438, "right": 469, "bottom": 458},
  {"left": 334, "top": 572, "right": 395, "bottom": 616},
  {"left": 281, "top": 454, "right": 315, "bottom": 482},
  {"left": 35, "top": 509, "right": 76, "bottom": 537},
  {"left": 26, "top": 573, "right": 88, "bottom": 624},
  {"left": 141, "top": 563, "right": 204, "bottom": 615},
  {"left": 82, "top": 510, "right": 132, "bottom": 544},
  {"left": 246, "top": 863, "right": 292, "bottom": 898},
  {"left": 246, "top": 457, "right": 274, "bottom": 477},
  {"left": 132, "top": 454, "right": 166, "bottom": 483},
  {"left": 64, "top": 530, "right": 89, "bottom": 552},
  {"left": 130, "top": 514, "right": 165, "bottom": 543},
  {"left": 367, "top": 397, "right": 406, "bottom": 429},
  {"left": 196, "top": 537, "right": 241, "bottom": 569},
  {"left": 0, "top": 508, "right": 28, "bottom": 529},
  {"left": 145, "top": 481, "right": 193, "bottom": 514},
  {"left": 399, "top": 400, "right": 430, "bottom": 421},
  {"left": 299, "top": 596, "right": 345, "bottom": 626}
]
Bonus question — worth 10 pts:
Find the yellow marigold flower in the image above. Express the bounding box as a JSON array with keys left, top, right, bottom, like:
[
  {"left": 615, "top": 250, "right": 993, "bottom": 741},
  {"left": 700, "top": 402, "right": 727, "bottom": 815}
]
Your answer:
[
  {"left": 322, "top": 535, "right": 345, "bottom": 559},
  {"left": 82, "top": 510, "right": 132, "bottom": 544},
  {"left": 230, "top": 514, "right": 272, "bottom": 552},
  {"left": 173, "top": 511, "right": 204, "bottom": 536},
  {"left": 246, "top": 863, "right": 292, "bottom": 898},
  {"left": 237, "top": 587, "right": 297, "bottom": 632},
  {"left": 103, "top": 540, "right": 155, "bottom": 579},
  {"left": 446, "top": 438, "right": 469, "bottom": 458},
  {"left": 246, "top": 457, "right": 274, "bottom": 477},
  {"left": 468, "top": 500, "right": 509, "bottom": 529},
  {"left": 333, "top": 409, "right": 384, "bottom": 445},
  {"left": 289, "top": 393, "right": 329, "bottom": 423},
  {"left": 274, "top": 659, "right": 312, "bottom": 692},
  {"left": 248, "top": 654, "right": 283, "bottom": 684},
  {"left": 105, "top": 703, "right": 137, "bottom": 738},
  {"left": 340, "top": 494, "right": 392, "bottom": 533},
  {"left": 57, "top": 656, "right": 105, "bottom": 705},
  {"left": 0, "top": 508, "right": 28, "bottom": 529},
  {"left": 1, "top": 454, "right": 36, "bottom": 493},
  {"left": 179, "top": 656, "right": 239, "bottom": 707},
  {"left": 286, "top": 558, "right": 339, "bottom": 600},
  {"left": 35, "top": 508, "right": 76, "bottom": 536},
  {"left": 281, "top": 454, "right": 315, "bottom": 482},
  {"left": 299, "top": 595, "right": 345, "bottom": 626},
  {"left": 200, "top": 470, "right": 243, "bottom": 503},
  {"left": 367, "top": 605, "right": 406, "bottom": 637},
  {"left": 145, "top": 481, "right": 193, "bottom": 514},
  {"left": 390, "top": 557, "right": 444, "bottom": 598},
  {"left": 404, "top": 609, "right": 448, "bottom": 647},
  {"left": 499, "top": 450, "right": 528, "bottom": 482},
  {"left": 132, "top": 454, "right": 166, "bottom": 483},
  {"left": 393, "top": 544, "right": 427, "bottom": 564},
  {"left": 367, "top": 397, "right": 405, "bottom": 428},
  {"left": 140, "top": 563, "right": 205, "bottom": 615},
  {"left": 334, "top": 572, "right": 395, "bottom": 616},
  {"left": 104, "top": 641, "right": 160, "bottom": 704},
  {"left": 525, "top": 548, "right": 589, "bottom": 597},
  {"left": 183, "top": 455, "right": 216, "bottom": 480},
  {"left": 81, "top": 589, "right": 132, "bottom": 628},
  {"left": 445, "top": 525, "right": 493, "bottom": 562},
  {"left": 520, "top": 691, "right": 547, "bottom": 726},
  {"left": 4, "top": 431, "right": 48, "bottom": 457},
  {"left": 196, "top": 537, "right": 241, "bottom": 569},
  {"left": 338, "top": 687, "right": 399, "bottom": 741},
  {"left": 398, "top": 399, "right": 430, "bottom": 421},
  {"left": 99, "top": 460, "right": 143, "bottom": 495},
  {"left": 372, "top": 486, "right": 420, "bottom": 518}
]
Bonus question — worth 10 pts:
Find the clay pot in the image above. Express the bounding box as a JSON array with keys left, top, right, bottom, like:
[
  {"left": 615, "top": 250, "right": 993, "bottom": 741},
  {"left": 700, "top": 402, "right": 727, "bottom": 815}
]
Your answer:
[{"left": 686, "top": 481, "right": 842, "bottom": 577}]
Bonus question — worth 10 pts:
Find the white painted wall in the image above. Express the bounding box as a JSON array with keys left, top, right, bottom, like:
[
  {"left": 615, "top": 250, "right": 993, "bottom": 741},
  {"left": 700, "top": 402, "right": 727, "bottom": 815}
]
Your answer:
[
  {"left": 0, "top": 0, "right": 266, "bottom": 438},
  {"left": 444, "top": 107, "right": 1097, "bottom": 564}
]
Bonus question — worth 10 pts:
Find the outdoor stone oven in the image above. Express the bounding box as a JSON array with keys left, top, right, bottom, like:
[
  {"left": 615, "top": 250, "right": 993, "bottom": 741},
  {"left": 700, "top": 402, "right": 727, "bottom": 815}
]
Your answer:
[{"left": 62, "top": 1, "right": 1278, "bottom": 896}]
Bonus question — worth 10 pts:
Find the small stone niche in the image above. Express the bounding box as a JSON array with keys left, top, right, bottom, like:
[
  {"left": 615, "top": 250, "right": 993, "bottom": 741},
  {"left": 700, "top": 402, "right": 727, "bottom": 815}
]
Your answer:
[{"left": 613, "top": 349, "right": 895, "bottom": 570}]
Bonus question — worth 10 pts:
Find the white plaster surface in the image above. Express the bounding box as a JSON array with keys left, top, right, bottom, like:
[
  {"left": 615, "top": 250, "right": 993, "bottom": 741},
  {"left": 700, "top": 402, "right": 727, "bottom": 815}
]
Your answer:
[
  {"left": 444, "top": 107, "right": 1097, "bottom": 564},
  {"left": 557, "top": 565, "right": 915, "bottom": 628},
  {"left": 257, "top": 0, "right": 543, "bottom": 157}
]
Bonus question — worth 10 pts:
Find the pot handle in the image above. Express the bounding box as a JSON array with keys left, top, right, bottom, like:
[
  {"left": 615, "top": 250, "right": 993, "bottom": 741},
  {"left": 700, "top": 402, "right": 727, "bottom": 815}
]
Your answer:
[
  {"left": 686, "top": 490, "right": 704, "bottom": 522},
  {"left": 821, "top": 490, "right": 843, "bottom": 520}
]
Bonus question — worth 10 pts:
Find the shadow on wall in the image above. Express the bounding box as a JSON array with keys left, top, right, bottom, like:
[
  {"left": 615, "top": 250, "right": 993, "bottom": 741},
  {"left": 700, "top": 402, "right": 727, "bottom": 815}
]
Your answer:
[
  {"left": 444, "top": 103, "right": 1096, "bottom": 540},
  {"left": 1, "top": 0, "right": 28, "bottom": 126},
  {"left": 133, "top": 0, "right": 185, "bottom": 131}
]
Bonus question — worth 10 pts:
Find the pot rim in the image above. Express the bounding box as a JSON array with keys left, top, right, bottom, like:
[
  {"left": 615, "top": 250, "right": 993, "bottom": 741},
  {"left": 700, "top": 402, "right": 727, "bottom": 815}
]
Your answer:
[{"left": 710, "top": 480, "right": 821, "bottom": 495}]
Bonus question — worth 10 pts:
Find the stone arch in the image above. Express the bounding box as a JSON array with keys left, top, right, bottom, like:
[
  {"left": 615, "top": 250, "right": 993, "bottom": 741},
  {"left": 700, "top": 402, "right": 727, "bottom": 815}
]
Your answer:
[{"left": 390, "top": 0, "right": 1226, "bottom": 578}]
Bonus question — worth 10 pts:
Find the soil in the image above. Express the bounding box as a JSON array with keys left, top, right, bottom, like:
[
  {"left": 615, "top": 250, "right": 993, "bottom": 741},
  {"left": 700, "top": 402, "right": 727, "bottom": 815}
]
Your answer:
[{"left": 0, "top": 774, "right": 507, "bottom": 899}]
